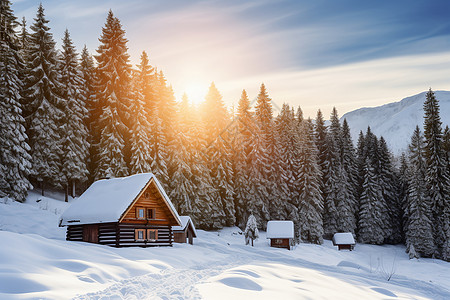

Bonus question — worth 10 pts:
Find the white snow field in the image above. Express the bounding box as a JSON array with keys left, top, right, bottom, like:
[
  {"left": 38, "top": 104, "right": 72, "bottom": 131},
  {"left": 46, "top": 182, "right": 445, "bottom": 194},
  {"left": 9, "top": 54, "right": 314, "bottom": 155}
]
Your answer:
[
  {"left": 342, "top": 90, "right": 450, "bottom": 154},
  {"left": 1, "top": 193, "right": 449, "bottom": 300}
]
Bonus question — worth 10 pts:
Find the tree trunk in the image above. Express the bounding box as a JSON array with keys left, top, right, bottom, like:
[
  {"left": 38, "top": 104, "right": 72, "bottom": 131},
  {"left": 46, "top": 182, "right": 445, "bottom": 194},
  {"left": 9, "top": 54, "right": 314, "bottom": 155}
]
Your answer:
[
  {"left": 71, "top": 180, "right": 76, "bottom": 198},
  {"left": 65, "top": 184, "right": 68, "bottom": 202},
  {"left": 41, "top": 181, "right": 45, "bottom": 196},
  {"left": 251, "top": 238, "right": 254, "bottom": 247}
]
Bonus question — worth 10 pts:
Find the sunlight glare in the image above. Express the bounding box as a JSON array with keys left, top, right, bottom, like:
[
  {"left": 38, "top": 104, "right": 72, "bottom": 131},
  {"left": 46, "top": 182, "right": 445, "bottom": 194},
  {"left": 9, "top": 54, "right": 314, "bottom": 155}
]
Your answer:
[{"left": 184, "top": 82, "right": 208, "bottom": 105}]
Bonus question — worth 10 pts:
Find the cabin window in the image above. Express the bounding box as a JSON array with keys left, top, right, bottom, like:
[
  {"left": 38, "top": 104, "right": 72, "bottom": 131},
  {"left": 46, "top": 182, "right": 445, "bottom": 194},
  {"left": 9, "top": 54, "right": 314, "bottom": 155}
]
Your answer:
[
  {"left": 136, "top": 207, "right": 145, "bottom": 219},
  {"left": 147, "top": 208, "right": 156, "bottom": 219},
  {"left": 273, "top": 239, "right": 283, "bottom": 245},
  {"left": 147, "top": 229, "right": 158, "bottom": 241},
  {"left": 135, "top": 229, "right": 146, "bottom": 241}
]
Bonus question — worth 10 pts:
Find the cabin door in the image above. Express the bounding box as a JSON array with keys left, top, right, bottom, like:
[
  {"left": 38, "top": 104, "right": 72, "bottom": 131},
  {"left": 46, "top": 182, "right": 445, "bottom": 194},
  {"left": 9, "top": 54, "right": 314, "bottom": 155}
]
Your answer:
[
  {"left": 187, "top": 229, "right": 193, "bottom": 245},
  {"left": 83, "top": 224, "right": 99, "bottom": 243}
]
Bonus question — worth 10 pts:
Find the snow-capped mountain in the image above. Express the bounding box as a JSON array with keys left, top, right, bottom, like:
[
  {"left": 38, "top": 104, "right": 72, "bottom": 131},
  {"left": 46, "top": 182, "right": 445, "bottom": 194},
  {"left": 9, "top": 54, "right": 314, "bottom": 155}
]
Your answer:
[{"left": 342, "top": 90, "right": 450, "bottom": 155}]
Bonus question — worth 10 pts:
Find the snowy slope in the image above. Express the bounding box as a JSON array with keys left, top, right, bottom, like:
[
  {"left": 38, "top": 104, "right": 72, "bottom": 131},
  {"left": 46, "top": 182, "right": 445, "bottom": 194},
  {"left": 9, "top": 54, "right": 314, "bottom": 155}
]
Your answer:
[
  {"left": 342, "top": 90, "right": 450, "bottom": 154},
  {"left": 1, "top": 195, "right": 450, "bottom": 299}
]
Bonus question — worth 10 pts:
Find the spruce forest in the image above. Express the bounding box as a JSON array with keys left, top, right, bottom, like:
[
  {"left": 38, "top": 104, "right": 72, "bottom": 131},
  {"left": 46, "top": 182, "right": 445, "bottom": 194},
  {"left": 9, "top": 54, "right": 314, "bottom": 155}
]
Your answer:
[{"left": 1, "top": 2, "right": 449, "bottom": 262}]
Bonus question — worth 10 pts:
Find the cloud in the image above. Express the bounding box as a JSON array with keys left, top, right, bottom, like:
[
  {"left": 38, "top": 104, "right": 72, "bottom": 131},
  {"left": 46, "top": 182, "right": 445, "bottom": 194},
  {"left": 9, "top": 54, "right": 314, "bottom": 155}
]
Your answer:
[{"left": 214, "top": 51, "right": 450, "bottom": 118}]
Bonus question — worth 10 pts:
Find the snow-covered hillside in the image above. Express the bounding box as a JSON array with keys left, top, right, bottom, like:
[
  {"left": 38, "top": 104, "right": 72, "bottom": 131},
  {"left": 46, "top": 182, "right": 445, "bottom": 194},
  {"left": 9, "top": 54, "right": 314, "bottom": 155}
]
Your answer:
[
  {"left": 342, "top": 90, "right": 450, "bottom": 154},
  {"left": 1, "top": 194, "right": 449, "bottom": 299}
]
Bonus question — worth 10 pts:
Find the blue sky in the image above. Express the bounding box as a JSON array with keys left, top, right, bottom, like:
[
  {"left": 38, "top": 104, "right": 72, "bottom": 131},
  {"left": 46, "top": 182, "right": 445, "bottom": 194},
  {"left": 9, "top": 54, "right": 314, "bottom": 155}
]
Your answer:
[{"left": 11, "top": 0, "right": 450, "bottom": 117}]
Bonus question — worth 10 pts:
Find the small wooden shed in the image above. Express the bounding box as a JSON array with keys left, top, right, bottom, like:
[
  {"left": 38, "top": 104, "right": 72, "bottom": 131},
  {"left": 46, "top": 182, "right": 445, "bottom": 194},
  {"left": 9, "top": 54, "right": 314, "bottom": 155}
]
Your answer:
[
  {"left": 266, "top": 221, "right": 294, "bottom": 250},
  {"left": 60, "top": 173, "right": 181, "bottom": 247},
  {"left": 332, "top": 232, "right": 356, "bottom": 251},
  {"left": 172, "top": 216, "right": 197, "bottom": 245}
]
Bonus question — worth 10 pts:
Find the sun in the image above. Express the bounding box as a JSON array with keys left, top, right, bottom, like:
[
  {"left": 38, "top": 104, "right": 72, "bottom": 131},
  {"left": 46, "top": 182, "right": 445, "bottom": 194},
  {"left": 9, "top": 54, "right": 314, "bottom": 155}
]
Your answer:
[{"left": 184, "top": 82, "right": 208, "bottom": 106}]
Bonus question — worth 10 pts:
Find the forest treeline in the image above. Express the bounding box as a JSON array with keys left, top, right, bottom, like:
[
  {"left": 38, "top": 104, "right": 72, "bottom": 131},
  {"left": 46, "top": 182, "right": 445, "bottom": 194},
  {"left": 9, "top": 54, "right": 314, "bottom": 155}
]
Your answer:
[{"left": 0, "top": 2, "right": 449, "bottom": 261}]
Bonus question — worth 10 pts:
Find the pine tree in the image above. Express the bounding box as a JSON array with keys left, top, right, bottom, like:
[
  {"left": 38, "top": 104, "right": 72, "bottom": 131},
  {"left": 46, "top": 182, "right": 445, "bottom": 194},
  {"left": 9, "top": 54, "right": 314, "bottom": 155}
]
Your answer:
[
  {"left": 358, "top": 157, "right": 385, "bottom": 244},
  {"left": 58, "top": 29, "right": 89, "bottom": 199},
  {"left": 334, "top": 119, "right": 358, "bottom": 235},
  {"left": 80, "top": 45, "right": 96, "bottom": 181},
  {"left": 276, "top": 103, "right": 299, "bottom": 229},
  {"left": 314, "top": 109, "right": 329, "bottom": 206},
  {"left": 398, "top": 152, "right": 409, "bottom": 237},
  {"left": 93, "top": 11, "right": 131, "bottom": 179},
  {"left": 233, "top": 90, "right": 255, "bottom": 228},
  {"left": 322, "top": 107, "right": 341, "bottom": 238},
  {"left": 201, "top": 82, "right": 234, "bottom": 227},
  {"left": 128, "top": 52, "right": 153, "bottom": 174},
  {"left": 244, "top": 214, "right": 259, "bottom": 246},
  {"left": 423, "top": 88, "right": 450, "bottom": 260},
  {"left": 0, "top": 0, "right": 32, "bottom": 202},
  {"left": 443, "top": 126, "right": 450, "bottom": 172},
  {"left": 378, "top": 136, "right": 403, "bottom": 243},
  {"left": 190, "top": 113, "right": 224, "bottom": 229},
  {"left": 405, "top": 126, "right": 435, "bottom": 258},
  {"left": 22, "top": 3, "right": 64, "bottom": 194},
  {"left": 155, "top": 71, "right": 176, "bottom": 188},
  {"left": 249, "top": 83, "right": 276, "bottom": 229},
  {"left": 341, "top": 120, "right": 358, "bottom": 209},
  {"left": 297, "top": 119, "right": 324, "bottom": 244},
  {"left": 169, "top": 94, "right": 195, "bottom": 216}
]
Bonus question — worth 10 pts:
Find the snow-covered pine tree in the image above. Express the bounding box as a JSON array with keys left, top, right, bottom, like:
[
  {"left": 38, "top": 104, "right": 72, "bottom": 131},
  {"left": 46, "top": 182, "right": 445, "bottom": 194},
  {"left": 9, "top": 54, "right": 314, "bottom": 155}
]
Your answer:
[
  {"left": 398, "top": 152, "right": 409, "bottom": 236},
  {"left": 444, "top": 126, "right": 450, "bottom": 172},
  {"left": 356, "top": 130, "right": 366, "bottom": 200},
  {"left": 276, "top": 104, "right": 299, "bottom": 226},
  {"left": 149, "top": 103, "right": 169, "bottom": 182},
  {"left": 322, "top": 107, "right": 341, "bottom": 238},
  {"left": 18, "top": 17, "right": 29, "bottom": 58},
  {"left": 22, "top": 3, "right": 64, "bottom": 194},
  {"left": 128, "top": 52, "right": 153, "bottom": 174},
  {"left": 154, "top": 71, "right": 177, "bottom": 189},
  {"left": 233, "top": 90, "right": 254, "bottom": 228},
  {"left": 405, "top": 126, "right": 435, "bottom": 258},
  {"left": 341, "top": 119, "right": 358, "bottom": 213},
  {"left": 244, "top": 214, "right": 259, "bottom": 246},
  {"left": 0, "top": 0, "right": 32, "bottom": 202},
  {"left": 248, "top": 84, "right": 274, "bottom": 229},
  {"left": 169, "top": 94, "right": 195, "bottom": 216},
  {"left": 378, "top": 136, "right": 403, "bottom": 243},
  {"left": 201, "top": 82, "right": 234, "bottom": 227},
  {"left": 332, "top": 118, "right": 358, "bottom": 235},
  {"left": 190, "top": 113, "right": 225, "bottom": 229},
  {"left": 93, "top": 11, "right": 131, "bottom": 179},
  {"left": 255, "top": 84, "right": 288, "bottom": 223},
  {"left": 297, "top": 119, "right": 324, "bottom": 244},
  {"left": 358, "top": 157, "right": 385, "bottom": 244},
  {"left": 58, "top": 29, "right": 89, "bottom": 200},
  {"left": 80, "top": 45, "right": 96, "bottom": 182},
  {"left": 422, "top": 88, "right": 450, "bottom": 260},
  {"left": 314, "top": 109, "right": 329, "bottom": 207}
]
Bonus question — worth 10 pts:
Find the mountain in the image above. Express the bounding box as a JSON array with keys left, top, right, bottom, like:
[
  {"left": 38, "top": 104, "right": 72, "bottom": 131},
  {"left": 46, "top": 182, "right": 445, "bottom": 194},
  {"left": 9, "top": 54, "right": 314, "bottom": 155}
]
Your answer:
[{"left": 342, "top": 90, "right": 450, "bottom": 155}]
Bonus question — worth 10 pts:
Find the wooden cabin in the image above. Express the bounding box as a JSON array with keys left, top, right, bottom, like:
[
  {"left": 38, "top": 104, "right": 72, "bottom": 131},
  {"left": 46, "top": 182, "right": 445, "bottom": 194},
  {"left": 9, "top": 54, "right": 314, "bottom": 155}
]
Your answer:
[
  {"left": 172, "top": 216, "right": 197, "bottom": 245},
  {"left": 332, "top": 232, "right": 356, "bottom": 251},
  {"left": 60, "top": 173, "right": 181, "bottom": 247},
  {"left": 266, "top": 221, "right": 294, "bottom": 250}
]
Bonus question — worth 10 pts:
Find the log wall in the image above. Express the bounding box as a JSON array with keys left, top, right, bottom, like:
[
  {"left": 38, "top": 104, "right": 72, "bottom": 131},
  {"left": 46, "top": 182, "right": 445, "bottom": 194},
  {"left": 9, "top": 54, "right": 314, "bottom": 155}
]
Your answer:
[{"left": 66, "top": 223, "right": 173, "bottom": 247}]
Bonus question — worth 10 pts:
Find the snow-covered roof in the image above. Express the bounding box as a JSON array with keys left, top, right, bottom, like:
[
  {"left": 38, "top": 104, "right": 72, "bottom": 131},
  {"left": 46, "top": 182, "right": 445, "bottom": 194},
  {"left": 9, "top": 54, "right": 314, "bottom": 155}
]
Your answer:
[
  {"left": 266, "top": 221, "right": 294, "bottom": 239},
  {"left": 172, "top": 216, "right": 197, "bottom": 237},
  {"left": 332, "top": 233, "right": 355, "bottom": 245},
  {"left": 60, "top": 173, "right": 181, "bottom": 226}
]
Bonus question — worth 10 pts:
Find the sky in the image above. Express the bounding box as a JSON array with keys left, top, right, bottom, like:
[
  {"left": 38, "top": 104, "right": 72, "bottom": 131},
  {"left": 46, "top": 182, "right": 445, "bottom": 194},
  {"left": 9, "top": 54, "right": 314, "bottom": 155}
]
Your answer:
[{"left": 11, "top": 0, "right": 450, "bottom": 117}]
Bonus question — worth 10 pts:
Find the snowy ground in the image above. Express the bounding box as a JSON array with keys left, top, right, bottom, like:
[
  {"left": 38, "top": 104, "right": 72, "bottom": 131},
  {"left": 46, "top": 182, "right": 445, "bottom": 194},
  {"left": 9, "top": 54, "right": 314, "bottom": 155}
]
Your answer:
[{"left": 0, "top": 193, "right": 449, "bottom": 299}]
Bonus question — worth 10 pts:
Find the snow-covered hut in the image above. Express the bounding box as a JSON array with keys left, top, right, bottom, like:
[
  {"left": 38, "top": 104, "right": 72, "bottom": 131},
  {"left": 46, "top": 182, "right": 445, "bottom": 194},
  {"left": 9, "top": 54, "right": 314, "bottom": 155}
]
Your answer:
[
  {"left": 332, "top": 233, "right": 356, "bottom": 251},
  {"left": 266, "top": 221, "right": 294, "bottom": 250},
  {"left": 60, "top": 173, "right": 181, "bottom": 247},
  {"left": 172, "top": 216, "right": 197, "bottom": 245}
]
